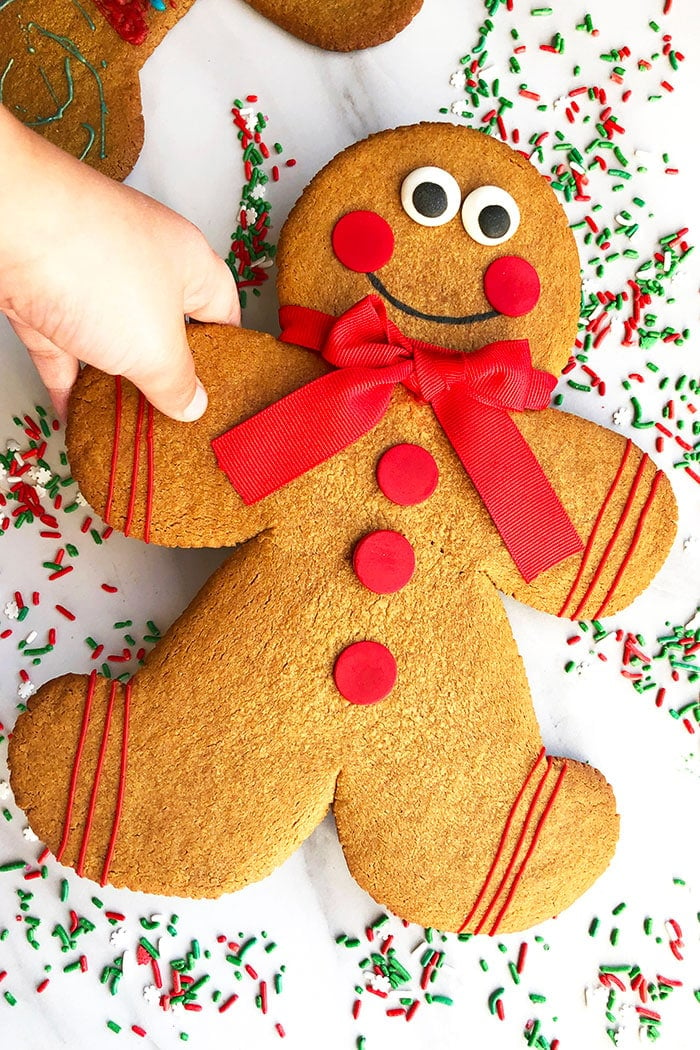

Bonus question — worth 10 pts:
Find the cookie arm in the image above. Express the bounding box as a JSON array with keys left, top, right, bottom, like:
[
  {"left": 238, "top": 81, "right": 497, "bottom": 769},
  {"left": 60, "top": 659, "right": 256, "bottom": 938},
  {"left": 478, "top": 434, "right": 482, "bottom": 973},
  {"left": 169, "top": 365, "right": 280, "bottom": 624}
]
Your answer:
[
  {"left": 66, "top": 323, "right": 329, "bottom": 548},
  {"left": 484, "top": 409, "right": 677, "bottom": 619}
]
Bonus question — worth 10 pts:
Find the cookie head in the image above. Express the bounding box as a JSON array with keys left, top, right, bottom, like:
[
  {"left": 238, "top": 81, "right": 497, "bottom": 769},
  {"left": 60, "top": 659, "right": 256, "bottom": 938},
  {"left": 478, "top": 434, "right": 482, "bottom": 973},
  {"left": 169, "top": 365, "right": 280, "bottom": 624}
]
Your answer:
[{"left": 277, "top": 123, "right": 581, "bottom": 375}]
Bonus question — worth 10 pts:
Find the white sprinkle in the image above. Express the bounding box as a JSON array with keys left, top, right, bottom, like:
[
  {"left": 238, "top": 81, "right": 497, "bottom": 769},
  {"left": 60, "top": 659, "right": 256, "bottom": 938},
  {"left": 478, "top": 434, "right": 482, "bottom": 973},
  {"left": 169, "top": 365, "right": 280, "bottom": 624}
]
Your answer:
[
  {"left": 612, "top": 406, "right": 633, "bottom": 427},
  {"left": 22, "top": 826, "right": 38, "bottom": 842},
  {"left": 244, "top": 207, "right": 258, "bottom": 226},
  {"left": 110, "top": 925, "right": 128, "bottom": 947},
  {"left": 367, "top": 972, "right": 392, "bottom": 994},
  {"left": 4, "top": 600, "right": 20, "bottom": 620},
  {"left": 17, "top": 679, "right": 36, "bottom": 701},
  {"left": 74, "top": 491, "right": 88, "bottom": 507},
  {"left": 25, "top": 631, "right": 38, "bottom": 645},
  {"left": 6, "top": 439, "right": 20, "bottom": 453},
  {"left": 0, "top": 781, "right": 10, "bottom": 801},
  {"left": 449, "top": 71, "right": 466, "bottom": 89},
  {"left": 143, "top": 984, "right": 160, "bottom": 1006}
]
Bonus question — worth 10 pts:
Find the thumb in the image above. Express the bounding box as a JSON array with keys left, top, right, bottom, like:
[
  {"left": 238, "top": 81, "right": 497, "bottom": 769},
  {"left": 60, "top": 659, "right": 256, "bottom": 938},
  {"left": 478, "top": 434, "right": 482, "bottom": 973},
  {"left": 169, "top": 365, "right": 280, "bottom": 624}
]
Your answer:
[
  {"left": 184, "top": 247, "right": 241, "bottom": 327},
  {"left": 120, "top": 315, "right": 208, "bottom": 423}
]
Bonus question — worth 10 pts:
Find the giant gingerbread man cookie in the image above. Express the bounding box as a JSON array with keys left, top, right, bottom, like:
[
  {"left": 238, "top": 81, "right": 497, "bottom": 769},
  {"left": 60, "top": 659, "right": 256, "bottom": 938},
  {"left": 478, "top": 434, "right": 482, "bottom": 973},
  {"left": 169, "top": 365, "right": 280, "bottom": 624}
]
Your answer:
[
  {"left": 9, "top": 124, "right": 676, "bottom": 934},
  {"left": 0, "top": 0, "right": 423, "bottom": 179}
]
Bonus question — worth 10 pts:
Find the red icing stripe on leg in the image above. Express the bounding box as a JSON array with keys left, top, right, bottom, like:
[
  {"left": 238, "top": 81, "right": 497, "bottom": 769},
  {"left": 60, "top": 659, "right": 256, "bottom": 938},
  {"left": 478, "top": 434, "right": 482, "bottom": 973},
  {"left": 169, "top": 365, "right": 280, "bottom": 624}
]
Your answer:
[
  {"left": 559, "top": 439, "right": 632, "bottom": 618},
  {"left": 570, "top": 454, "right": 649, "bottom": 621},
  {"left": 473, "top": 757, "right": 554, "bottom": 935},
  {"left": 105, "top": 376, "right": 123, "bottom": 522},
  {"left": 101, "top": 681, "right": 132, "bottom": 886},
  {"left": 488, "top": 761, "right": 568, "bottom": 934},
  {"left": 76, "top": 680, "right": 119, "bottom": 877},
  {"left": 56, "top": 671, "right": 98, "bottom": 863},
  {"left": 458, "top": 747, "right": 546, "bottom": 934},
  {"left": 593, "top": 472, "right": 663, "bottom": 619}
]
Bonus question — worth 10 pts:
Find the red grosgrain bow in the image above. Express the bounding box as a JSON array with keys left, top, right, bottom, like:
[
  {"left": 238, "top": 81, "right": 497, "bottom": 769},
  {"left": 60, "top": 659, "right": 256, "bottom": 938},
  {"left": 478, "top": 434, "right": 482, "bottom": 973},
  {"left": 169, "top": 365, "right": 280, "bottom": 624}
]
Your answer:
[{"left": 211, "top": 295, "right": 582, "bottom": 582}]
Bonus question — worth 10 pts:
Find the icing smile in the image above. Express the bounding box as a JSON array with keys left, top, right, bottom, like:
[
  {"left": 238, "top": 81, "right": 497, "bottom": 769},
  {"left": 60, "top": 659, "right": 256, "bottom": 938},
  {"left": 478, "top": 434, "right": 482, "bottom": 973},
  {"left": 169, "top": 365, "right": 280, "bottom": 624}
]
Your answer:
[{"left": 367, "top": 272, "right": 499, "bottom": 325}]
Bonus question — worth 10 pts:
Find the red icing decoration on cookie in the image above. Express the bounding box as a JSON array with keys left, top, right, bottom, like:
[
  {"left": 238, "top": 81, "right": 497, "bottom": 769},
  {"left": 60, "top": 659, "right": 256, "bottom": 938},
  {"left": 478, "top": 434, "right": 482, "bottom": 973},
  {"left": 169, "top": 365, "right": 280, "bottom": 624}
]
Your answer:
[
  {"left": 376, "top": 444, "right": 439, "bottom": 506},
  {"left": 332, "top": 211, "right": 395, "bottom": 273},
  {"left": 333, "top": 641, "right": 397, "bottom": 705},
  {"left": 483, "top": 256, "right": 541, "bottom": 317},
  {"left": 353, "top": 530, "right": 416, "bottom": 594},
  {"left": 92, "top": 0, "right": 150, "bottom": 45}
]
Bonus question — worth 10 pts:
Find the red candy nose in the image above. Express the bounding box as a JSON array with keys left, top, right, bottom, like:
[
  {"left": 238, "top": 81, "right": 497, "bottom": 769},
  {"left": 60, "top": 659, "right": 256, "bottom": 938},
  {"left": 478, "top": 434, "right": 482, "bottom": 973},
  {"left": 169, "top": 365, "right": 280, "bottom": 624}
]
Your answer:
[
  {"left": 332, "top": 210, "right": 395, "bottom": 273},
  {"left": 483, "top": 255, "right": 541, "bottom": 317}
]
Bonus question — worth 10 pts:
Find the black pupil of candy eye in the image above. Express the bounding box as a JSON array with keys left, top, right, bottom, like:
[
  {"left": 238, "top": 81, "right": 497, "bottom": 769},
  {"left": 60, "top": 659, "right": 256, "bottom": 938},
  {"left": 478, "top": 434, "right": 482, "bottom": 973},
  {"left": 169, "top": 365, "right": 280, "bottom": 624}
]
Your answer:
[
  {"left": 478, "top": 204, "right": 511, "bottom": 239},
  {"left": 412, "top": 181, "right": 448, "bottom": 218}
]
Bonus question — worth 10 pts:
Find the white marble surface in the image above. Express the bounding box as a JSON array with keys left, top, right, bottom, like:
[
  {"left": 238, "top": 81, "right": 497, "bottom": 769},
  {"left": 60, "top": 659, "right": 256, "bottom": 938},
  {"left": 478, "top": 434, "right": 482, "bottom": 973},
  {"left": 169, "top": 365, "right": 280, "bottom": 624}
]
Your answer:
[{"left": 1, "top": 0, "right": 699, "bottom": 1047}]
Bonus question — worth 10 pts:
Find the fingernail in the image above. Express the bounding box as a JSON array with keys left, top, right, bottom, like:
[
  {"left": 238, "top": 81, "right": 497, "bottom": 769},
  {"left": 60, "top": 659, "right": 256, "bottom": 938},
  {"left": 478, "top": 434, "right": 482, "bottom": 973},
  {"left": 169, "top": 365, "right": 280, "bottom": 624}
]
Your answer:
[{"left": 180, "top": 379, "right": 208, "bottom": 422}]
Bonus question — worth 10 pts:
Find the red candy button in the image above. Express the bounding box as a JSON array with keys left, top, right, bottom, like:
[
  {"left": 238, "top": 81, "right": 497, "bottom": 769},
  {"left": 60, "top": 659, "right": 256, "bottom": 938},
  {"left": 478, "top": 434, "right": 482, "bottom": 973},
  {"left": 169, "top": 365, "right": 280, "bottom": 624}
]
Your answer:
[
  {"left": 482, "top": 255, "right": 541, "bottom": 317},
  {"left": 331, "top": 210, "right": 395, "bottom": 273},
  {"left": 353, "top": 530, "right": 416, "bottom": 594},
  {"left": 376, "top": 444, "right": 439, "bottom": 506},
  {"left": 333, "top": 641, "right": 397, "bottom": 705}
]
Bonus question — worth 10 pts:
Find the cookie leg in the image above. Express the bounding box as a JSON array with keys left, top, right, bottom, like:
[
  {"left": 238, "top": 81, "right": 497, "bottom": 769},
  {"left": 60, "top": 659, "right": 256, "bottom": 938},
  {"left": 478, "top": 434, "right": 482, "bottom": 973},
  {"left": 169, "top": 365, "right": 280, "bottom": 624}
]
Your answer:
[
  {"left": 335, "top": 743, "right": 618, "bottom": 933},
  {"left": 8, "top": 535, "right": 341, "bottom": 896}
]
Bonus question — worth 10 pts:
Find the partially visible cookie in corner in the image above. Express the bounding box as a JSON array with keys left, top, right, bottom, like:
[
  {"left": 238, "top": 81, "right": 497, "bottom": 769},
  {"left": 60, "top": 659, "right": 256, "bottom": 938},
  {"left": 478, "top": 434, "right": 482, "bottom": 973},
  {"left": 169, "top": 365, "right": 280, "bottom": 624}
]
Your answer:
[{"left": 242, "top": 0, "right": 424, "bottom": 51}]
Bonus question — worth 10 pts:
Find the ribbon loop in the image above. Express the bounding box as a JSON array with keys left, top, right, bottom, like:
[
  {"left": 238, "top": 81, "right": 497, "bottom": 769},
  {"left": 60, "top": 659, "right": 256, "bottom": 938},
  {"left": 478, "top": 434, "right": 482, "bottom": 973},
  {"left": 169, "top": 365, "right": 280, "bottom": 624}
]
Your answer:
[{"left": 211, "top": 295, "right": 582, "bottom": 581}]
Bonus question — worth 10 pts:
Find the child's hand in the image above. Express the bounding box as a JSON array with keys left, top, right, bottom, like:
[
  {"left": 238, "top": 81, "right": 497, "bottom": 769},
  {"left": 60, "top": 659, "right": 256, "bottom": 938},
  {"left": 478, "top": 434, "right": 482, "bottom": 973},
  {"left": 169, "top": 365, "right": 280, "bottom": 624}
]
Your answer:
[{"left": 0, "top": 105, "right": 240, "bottom": 423}]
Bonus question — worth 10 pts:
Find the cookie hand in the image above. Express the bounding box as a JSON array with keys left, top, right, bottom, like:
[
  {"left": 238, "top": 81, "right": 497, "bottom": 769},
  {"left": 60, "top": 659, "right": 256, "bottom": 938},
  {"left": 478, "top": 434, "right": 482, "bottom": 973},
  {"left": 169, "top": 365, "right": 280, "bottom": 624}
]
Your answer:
[{"left": 0, "top": 105, "right": 240, "bottom": 424}]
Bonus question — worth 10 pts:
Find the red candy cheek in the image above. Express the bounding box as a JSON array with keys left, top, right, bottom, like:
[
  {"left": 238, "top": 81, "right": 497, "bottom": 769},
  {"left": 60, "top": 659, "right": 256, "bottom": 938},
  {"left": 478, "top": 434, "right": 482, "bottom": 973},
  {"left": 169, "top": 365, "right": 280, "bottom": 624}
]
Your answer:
[
  {"left": 483, "top": 255, "right": 541, "bottom": 317},
  {"left": 331, "top": 210, "right": 395, "bottom": 273}
]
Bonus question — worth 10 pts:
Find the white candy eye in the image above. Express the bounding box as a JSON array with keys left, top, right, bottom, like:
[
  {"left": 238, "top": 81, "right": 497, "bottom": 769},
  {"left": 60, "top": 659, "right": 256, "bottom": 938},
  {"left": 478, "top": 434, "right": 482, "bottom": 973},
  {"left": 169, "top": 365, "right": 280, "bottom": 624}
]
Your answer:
[
  {"left": 400, "top": 166, "right": 462, "bottom": 227},
  {"left": 461, "top": 185, "right": 520, "bottom": 246}
]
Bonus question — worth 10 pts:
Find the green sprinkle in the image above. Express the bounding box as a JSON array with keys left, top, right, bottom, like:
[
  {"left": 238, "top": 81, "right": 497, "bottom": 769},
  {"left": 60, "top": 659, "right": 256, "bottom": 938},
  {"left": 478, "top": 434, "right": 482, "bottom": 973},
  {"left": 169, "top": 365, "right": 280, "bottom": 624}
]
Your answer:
[{"left": 0, "top": 860, "right": 26, "bottom": 873}]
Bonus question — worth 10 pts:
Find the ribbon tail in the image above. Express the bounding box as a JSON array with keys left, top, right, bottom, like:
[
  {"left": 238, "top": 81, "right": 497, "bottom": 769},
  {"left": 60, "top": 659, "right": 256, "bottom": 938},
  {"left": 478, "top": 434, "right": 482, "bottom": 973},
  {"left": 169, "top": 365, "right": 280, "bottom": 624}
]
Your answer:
[
  {"left": 212, "top": 367, "right": 400, "bottom": 504},
  {"left": 432, "top": 392, "right": 583, "bottom": 582}
]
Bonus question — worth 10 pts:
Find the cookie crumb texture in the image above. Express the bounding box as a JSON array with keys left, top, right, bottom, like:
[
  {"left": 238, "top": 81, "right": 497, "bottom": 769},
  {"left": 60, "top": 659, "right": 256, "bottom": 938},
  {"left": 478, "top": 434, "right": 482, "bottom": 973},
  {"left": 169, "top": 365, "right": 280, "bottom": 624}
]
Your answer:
[{"left": 9, "top": 124, "right": 677, "bottom": 934}]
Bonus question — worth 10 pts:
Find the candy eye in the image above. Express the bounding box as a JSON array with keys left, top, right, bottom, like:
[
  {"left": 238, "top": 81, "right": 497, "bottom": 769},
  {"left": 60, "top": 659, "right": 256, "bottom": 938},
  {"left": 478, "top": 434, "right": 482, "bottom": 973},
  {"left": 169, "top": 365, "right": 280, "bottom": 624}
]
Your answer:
[
  {"left": 461, "top": 186, "right": 520, "bottom": 246},
  {"left": 400, "top": 166, "right": 462, "bottom": 227}
]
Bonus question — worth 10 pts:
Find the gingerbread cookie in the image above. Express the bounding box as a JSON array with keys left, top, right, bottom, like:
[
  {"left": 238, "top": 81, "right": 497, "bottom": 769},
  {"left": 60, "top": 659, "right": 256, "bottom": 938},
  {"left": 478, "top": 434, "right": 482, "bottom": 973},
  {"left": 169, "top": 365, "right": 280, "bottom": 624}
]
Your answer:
[
  {"left": 0, "top": 0, "right": 423, "bottom": 179},
  {"left": 9, "top": 124, "right": 676, "bottom": 933},
  {"left": 242, "top": 0, "right": 423, "bottom": 52}
]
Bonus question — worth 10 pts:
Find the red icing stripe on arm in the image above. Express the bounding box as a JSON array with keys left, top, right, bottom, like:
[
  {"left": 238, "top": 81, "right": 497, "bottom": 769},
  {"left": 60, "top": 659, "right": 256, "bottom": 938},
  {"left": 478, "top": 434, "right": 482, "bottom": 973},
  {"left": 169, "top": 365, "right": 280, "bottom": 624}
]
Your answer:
[
  {"left": 144, "top": 402, "right": 155, "bottom": 544},
  {"left": 124, "top": 393, "right": 146, "bottom": 538},
  {"left": 559, "top": 439, "right": 632, "bottom": 618},
  {"left": 570, "top": 453, "right": 650, "bottom": 621},
  {"left": 593, "top": 472, "right": 663, "bottom": 619},
  {"left": 105, "top": 376, "right": 123, "bottom": 522}
]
